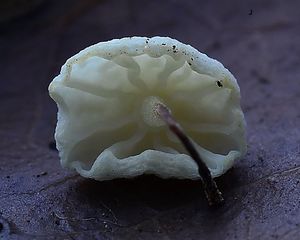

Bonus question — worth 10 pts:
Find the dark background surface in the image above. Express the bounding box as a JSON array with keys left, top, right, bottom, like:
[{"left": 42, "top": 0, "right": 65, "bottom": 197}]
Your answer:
[{"left": 0, "top": 0, "right": 299, "bottom": 239}]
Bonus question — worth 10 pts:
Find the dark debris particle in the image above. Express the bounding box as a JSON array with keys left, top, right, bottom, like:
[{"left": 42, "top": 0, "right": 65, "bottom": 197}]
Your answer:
[
  {"left": 0, "top": 222, "right": 3, "bottom": 232},
  {"left": 191, "top": 57, "right": 194, "bottom": 61},
  {"left": 6, "top": 176, "right": 10, "bottom": 179},
  {"left": 216, "top": 80, "right": 223, "bottom": 87},
  {"left": 172, "top": 45, "right": 176, "bottom": 49},
  {"left": 162, "top": 43, "right": 166, "bottom": 45},
  {"left": 54, "top": 220, "right": 60, "bottom": 225},
  {"left": 36, "top": 171, "right": 48, "bottom": 178},
  {"left": 249, "top": 9, "right": 253, "bottom": 15},
  {"left": 258, "top": 156, "right": 264, "bottom": 162},
  {"left": 188, "top": 62, "right": 192, "bottom": 66},
  {"left": 48, "top": 141, "right": 57, "bottom": 150},
  {"left": 258, "top": 76, "right": 270, "bottom": 84}
]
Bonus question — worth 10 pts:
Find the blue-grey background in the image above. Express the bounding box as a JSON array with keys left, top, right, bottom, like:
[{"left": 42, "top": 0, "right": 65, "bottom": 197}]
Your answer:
[{"left": 0, "top": 0, "right": 299, "bottom": 239}]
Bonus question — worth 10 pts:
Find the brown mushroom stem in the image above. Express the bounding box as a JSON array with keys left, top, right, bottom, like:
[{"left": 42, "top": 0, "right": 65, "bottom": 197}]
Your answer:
[{"left": 156, "top": 103, "right": 224, "bottom": 206}]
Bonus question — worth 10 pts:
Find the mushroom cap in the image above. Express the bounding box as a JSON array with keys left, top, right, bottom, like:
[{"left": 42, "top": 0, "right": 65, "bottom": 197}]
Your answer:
[{"left": 49, "top": 36, "right": 247, "bottom": 180}]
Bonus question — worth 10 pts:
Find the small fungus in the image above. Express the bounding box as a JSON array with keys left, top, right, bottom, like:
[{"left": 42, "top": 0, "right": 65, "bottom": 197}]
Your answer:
[{"left": 49, "top": 36, "right": 247, "bottom": 206}]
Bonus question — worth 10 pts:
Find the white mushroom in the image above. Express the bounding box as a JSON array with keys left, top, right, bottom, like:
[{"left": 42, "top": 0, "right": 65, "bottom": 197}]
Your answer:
[{"left": 49, "top": 36, "right": 247, "bottom": 183}]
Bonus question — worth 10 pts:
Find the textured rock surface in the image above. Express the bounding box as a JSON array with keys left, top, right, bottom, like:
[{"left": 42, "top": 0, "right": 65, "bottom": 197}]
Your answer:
[{"left": 0, "top": 0, "right": 299, "bottom": 239}]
